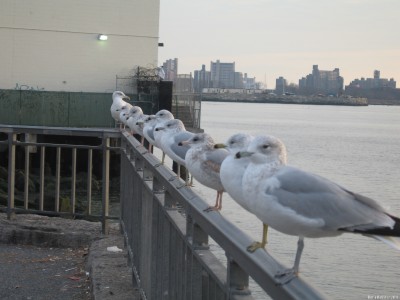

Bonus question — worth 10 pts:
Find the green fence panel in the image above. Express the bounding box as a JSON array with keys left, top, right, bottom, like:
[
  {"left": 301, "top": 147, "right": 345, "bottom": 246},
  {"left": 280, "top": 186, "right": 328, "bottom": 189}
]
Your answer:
[
  {"left": 0, "top": 90, "right": 21, "bottom": 125},
  {"left": 20, "top": 91, "right": 69, "bottom": 126},
  {"left": 69, "top": 92, "right": 114, "bottom": 128}
]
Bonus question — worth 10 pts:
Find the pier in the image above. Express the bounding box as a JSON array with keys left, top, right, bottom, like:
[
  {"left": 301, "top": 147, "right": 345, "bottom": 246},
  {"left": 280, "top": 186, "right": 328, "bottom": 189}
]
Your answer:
[{"left": 0, "top": 125, "right": 326, "bottom": 299}]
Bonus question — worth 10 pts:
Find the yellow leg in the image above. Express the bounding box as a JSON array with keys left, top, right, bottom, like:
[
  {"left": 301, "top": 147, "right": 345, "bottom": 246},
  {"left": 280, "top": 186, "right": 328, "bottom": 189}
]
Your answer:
[{"left": 247, "top": 223, "right": 269, "bottom": 252}]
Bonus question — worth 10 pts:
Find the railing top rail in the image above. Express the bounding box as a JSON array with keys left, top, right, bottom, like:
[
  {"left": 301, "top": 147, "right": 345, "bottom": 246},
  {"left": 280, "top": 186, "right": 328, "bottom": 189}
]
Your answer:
[
  {"left": 121, "top": 131, "right": 327, "bottom": 300},
  {"left": 0, "top": 124, "right": 121, "bottom": 138}
]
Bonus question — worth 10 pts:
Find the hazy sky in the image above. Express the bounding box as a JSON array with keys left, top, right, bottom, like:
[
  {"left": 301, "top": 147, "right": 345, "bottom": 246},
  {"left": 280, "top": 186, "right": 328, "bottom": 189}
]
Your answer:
[{"left": 159, "top": 0, "right": 400, "bottom": 89}]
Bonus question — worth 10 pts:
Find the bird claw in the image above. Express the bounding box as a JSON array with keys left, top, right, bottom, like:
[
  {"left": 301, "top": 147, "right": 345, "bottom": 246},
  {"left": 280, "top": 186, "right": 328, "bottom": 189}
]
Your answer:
[
  {"left": 246, "top": 241, "right": 266, "bottom": 253},
  {"left": 203, "top": 206, "right": 220, "bottom": 213},
  {"left": 168, "top": 176, "right": 177, "bottom": 182},
  {"left": 274, "top": 268, "right": 298, "bottom": 285}
]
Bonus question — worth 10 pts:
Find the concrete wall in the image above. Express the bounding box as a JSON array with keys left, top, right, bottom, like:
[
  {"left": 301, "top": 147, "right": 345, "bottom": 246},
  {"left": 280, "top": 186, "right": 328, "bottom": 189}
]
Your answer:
[{"left": 0, "top": 0, "right": 160, "bottom": 93}]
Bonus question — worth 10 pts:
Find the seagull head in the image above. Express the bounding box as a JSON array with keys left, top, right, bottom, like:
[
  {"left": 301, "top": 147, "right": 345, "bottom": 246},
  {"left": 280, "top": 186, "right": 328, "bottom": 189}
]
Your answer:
[
  {"left": 112, "top": 91, "right": 130, "bottom": 101},
  {"left": 160, "top": 119, "right": 185, "bottom": 133},
  {"left": 155, "top": 109, "right": 174, "bottom": 121},
  {"left": 241, "top": 135, "right": 287, "bottom": 165},
  {"left": 128, "top": 106, "right": 143, "bottom": 117},
  {"left": 179, "top": 133, "right": 214, "bottom": 148},
  {"left": 220, "top": 133, "right": 254, "bottom": 154},
  {"left": 144, "top": 115, "right": 156, "bottom": 124}
]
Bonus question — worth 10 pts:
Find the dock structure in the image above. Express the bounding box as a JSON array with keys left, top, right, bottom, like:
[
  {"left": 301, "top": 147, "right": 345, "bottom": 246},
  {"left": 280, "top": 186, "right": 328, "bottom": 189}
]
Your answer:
[{"left": 0, "top": 125, "right": 326, "bottom": 300}]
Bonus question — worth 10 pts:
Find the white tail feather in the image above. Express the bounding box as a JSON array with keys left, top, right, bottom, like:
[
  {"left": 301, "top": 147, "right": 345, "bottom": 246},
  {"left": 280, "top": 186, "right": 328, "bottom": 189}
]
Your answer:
[{"left": 372, "top": 235, "right": 400, "bottom": 251}]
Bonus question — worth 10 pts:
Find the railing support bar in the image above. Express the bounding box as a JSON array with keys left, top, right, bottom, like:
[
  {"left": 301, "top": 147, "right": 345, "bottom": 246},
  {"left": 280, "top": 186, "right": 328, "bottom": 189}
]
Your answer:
[
  {"left": 7, "top": 133, "right": 16, "bottom": 220},
  {"left": 102, "top": 136, "right": 110, "bottom": 234}
]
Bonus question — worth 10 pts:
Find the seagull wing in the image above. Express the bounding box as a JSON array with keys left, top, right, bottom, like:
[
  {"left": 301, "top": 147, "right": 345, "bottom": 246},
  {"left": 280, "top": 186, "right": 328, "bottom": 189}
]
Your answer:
[
  {"left": 203, "top": 149, "right": 229, "bottom": 173},
  {"left": 169, "top": 131, "right": 194, "bottom": 161},
  {"left": 258, "top": 166, "right": 394, "bottom": 234}
]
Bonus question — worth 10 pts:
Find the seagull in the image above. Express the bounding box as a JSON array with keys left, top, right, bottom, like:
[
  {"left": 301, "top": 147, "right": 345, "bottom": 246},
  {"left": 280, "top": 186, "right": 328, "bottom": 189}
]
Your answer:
[
  {"left": 110, "top": 91, "right": 131, "bottom": 128},
  {"left": 134, "top": 114, "right": 149, "bottom": 145},
  {"left": 237, "top": 135, "right": 400, "bottom": 284},
  {"left": 141, "top": 115, "right": 157, "bottom": 151},
  {"left": 118, "top": 105, "right": 132, "bottom": 129},
  {"left": 215, "top": 133, "right": 268, "bottom": 250},
  {"left": 126, "top": 106, "right": 144, "bottom": 135},
  {"left": 180, "top": 133, "right": 229, "bottom": 211},
  {"left": 153, "top": 109, "right": 174, "bottom": 164},
  {"left": 155, "top": 119, "right": 194, "bottom": 180}
]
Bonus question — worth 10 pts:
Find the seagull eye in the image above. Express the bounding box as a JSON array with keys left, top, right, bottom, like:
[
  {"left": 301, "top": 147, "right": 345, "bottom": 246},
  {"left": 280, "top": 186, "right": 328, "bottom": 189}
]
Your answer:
[
  {"left": 262, "top": 144, "right": 270, "bottom": 149},
  {"left": 193, "top": 138, "right": 199, "bottom": 142}
]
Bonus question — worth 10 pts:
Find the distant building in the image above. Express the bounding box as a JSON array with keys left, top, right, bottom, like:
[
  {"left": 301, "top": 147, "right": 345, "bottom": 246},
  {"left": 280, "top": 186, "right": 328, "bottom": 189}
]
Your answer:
[
  {"left": 345, "top": 71, "right": 398, "bottom": 100},
  {"left": 193, "top": 65, "right": 211, "bottom": 93},
  {"left": 162, "top": 58, "right": 179, "bottom": 82},
  {"left": 299, "top": 65, "right": 344, "bottom": 96},
  {"left": 194, "top": 60, "right": 257, "bottom": 91},
  {"left": 346, "top": 70, "right": 396, "bottom": 89},
  {"left": 275, "top": 77, "right": 287, "bottom": 95},
  {"left": 210, "top": 60, "right": 244, "bottom": 89},
  {"left": 243, "top": 74, "right": 257, "bottom": 89}
]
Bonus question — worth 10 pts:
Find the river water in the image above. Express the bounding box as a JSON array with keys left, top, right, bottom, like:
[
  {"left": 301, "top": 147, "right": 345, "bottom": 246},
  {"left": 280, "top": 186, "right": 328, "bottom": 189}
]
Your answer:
[{"left": 157, "top": 102, "right": 400, "bottom": 299}]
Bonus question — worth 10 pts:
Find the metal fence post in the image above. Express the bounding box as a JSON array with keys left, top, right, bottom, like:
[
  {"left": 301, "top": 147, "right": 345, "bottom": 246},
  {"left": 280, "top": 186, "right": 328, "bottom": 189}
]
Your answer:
[
  {"left": 7, "top": 133, "right": 16, "bottom": 220},
  {"left": 102, "top": 136, "right": 110, "bottom": 234},
  {"left": 227, "top": 256, "right": 252, "bottom": 299}
]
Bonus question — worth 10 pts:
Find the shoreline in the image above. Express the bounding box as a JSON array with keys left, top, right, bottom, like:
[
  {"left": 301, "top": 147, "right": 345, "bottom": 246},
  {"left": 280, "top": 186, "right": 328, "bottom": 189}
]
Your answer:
[
  {"left": 201, "top": 97, "right": 368, "bottom": 106},
  {"left": 201, "top": 95, "right": 400, "bottom": 106}
]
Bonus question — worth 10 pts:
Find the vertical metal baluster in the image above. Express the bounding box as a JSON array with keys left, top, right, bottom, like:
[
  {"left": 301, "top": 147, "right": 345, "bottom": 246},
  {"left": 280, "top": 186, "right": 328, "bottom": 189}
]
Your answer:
[
  {"left": 102, "top": 137, "right": 110, "bottom": 234},
  {"left": 226, "top": 257, "right": 251, "bottom": 298},
  {"left": 71, "top": 148, "right": 77, "bottom": 214},
  {"left": 24, "top": 145, "right": 30, "bottom": 209},
  {"left": 55, "top": 147, "right": 61, "bottom": 212},
  {"left": 7, "top": 133, "right": 16, "bottom": 220},
  {"left": 39, "top": 146, "right": 45, "bottom": 211},
  {"left": 87, "top": 148, "right": 93, "bottom": 215}
]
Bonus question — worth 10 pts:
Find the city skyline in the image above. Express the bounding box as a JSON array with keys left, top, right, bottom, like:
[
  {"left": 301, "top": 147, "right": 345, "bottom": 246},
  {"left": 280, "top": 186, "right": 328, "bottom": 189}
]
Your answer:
[{"left": 159, "top": 0, "right": 400, "bottom": 89}]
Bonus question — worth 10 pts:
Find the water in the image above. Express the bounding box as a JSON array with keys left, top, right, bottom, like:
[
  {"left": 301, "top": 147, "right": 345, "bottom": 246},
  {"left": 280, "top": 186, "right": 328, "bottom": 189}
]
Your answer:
[{"left": 157, "top": 102, "right": 400, "bottom": 299}]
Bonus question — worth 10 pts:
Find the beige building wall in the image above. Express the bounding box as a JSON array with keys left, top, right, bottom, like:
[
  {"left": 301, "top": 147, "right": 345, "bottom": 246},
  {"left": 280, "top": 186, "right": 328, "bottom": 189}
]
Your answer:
[{"left": 0, "top": 0, "right": 160, "bottom": 92}]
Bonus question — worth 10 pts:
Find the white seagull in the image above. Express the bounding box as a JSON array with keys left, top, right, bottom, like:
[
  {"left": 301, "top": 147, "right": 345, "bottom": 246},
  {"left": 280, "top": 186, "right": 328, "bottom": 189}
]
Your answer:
[
  {"left": 153, "top": 109, "right": 174, "bottom": 164},
  {"left": 134, "top": 114, "right": 149, "bottom": 145},
  {"left": 215, "top": 133, "right": 268, "bottom": 250},
  {"left": 155, "top": 119, "right": 194, "bottom": 179},
  {"left": 141, "top": 115, "right": 157, "bottom": 151},
  {"left": 110, "top": 91, "right": 131, "bottom": 128},
  {"left": 118, "top": 105, "right": 132, "bottom": 129},
  {"left": 180, "top": 133, "right": 229, "bottom": 211},
  {"left": 237, "top": 135, "right": 400, "bottom": 284},
  {"left": 126, "top": 106, "right": 144, "bottom": 135}
]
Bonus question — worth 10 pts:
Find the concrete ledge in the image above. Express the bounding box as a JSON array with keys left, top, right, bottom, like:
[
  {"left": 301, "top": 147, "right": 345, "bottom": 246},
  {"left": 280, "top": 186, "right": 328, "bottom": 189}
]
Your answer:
[
  {"left": 87, "top": 232, "right": 140, "bottom": 300},
  {"left": 0, "top": 213, "right": 140, "bottom": 299},
  {"left": 0, "top": 213, "right": 102, "bottom": 248}
]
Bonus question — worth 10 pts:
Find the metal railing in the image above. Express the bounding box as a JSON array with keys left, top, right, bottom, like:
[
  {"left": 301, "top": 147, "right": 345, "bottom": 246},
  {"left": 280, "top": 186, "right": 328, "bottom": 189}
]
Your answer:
[
  {"left": 119, "top": 131, "right": 326, "bottom": 300},
  {"left": 0, "top": 125, "right": 120, "bottom": 234}
]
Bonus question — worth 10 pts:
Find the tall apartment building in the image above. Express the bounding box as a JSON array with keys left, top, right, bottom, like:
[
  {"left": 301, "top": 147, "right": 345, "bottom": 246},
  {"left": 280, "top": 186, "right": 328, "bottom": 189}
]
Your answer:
[
  {"left": 0, "top": 0, "right": 160, "bottom": 93},
  {"left": 299, "top": 65, "right": 344, "bottom": 95},
  {"left": 210, "top": 60, "right": 237, "bottom": 89},
  {"left": 275, "top": 77, "right": 287, "bottom": 95},
  {"left": 162, "top": 58, "right": 179, "bottom": 82},
  {"left": 193, "top": 65, "right": 211, "bottom": 93}
]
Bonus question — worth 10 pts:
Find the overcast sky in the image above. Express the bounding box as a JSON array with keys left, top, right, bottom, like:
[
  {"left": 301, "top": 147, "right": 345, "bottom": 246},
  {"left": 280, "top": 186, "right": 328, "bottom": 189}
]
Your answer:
[{"left": 159, "top": 0, "right": 400, "bottom": 89}]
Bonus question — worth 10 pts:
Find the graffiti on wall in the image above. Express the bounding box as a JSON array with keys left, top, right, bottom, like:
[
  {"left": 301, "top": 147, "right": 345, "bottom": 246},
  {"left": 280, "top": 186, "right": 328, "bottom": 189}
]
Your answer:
[{"left": 14, "top": 83, "right": 45, "bottom": 91}]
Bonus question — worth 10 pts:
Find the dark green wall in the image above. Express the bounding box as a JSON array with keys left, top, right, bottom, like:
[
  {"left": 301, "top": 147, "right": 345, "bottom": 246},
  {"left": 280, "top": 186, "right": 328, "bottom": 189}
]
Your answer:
[
  {"left": 0, "top": 90, "right": 119, "bottom": 127},
  {"left": 0, "top": 84, "right": 172, "bottom": 127}
]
